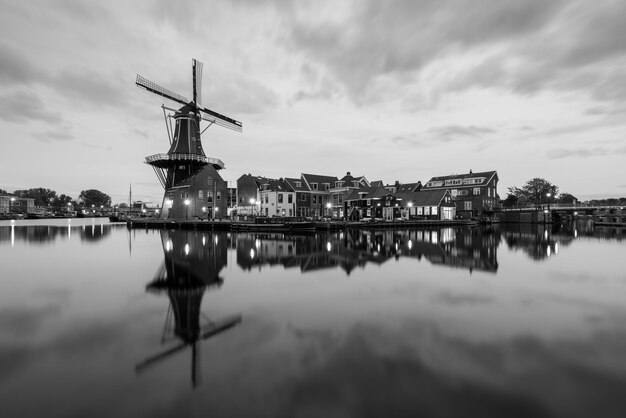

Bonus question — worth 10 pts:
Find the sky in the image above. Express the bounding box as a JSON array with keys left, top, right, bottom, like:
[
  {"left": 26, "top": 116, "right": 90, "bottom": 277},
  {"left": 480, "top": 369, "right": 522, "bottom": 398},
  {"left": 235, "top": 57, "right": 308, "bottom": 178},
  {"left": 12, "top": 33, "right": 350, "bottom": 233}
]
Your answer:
[{"left": 1, "top": 0, "right": 625, "bottom": 204}]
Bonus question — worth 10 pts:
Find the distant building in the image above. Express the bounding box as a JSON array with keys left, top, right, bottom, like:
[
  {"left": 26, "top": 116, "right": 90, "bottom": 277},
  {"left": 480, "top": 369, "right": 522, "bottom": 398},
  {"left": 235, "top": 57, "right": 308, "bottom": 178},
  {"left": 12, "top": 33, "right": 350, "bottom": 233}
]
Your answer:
[
  {"left": 259, "top": 179, "right": 296, "bottom": 217},
  {"left": 422, "top": 170, "right": 498, "bottom": 217},
  {"left": 301, "top": 173, "right": 338, "bottom": 218}
]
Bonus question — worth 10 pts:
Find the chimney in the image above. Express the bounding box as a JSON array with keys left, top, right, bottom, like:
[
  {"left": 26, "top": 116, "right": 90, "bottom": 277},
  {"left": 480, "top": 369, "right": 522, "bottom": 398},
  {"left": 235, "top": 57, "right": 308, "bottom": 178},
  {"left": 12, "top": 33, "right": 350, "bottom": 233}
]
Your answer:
[
  {"left": 347, "top": 171, "right": 351, "bottom": 176},
  {"left": 469, "top": 169, "right": 473, "bottom": 174}
]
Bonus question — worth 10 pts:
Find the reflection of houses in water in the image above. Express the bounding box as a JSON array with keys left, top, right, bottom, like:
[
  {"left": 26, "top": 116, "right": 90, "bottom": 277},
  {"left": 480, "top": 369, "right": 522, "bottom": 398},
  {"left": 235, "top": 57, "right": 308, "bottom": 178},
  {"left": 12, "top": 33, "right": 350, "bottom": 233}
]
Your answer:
[
  {"left": 501, "top": 223, "right": 567, "bottom": 260},
  {"left": 136, "top": 230, "right": 241, "bottom": 387},
  {"left": 236, "top": 227, "right": 499, "bottom": 275},
  {"left": 0, "top": 222, "right": 123, "bottom": 247}
]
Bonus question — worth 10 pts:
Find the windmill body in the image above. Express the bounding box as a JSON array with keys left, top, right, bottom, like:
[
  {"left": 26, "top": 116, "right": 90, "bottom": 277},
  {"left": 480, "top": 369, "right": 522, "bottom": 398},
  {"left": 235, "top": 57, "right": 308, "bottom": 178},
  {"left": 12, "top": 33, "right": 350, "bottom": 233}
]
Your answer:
[{"left": 137, "top": 59, "right": 242, "bottom": 220}]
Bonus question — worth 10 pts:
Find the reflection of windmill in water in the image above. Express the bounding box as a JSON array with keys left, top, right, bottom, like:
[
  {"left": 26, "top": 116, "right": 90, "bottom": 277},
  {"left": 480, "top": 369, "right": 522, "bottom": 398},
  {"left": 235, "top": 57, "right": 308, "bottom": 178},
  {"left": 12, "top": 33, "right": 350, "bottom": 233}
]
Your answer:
[
  {"left": 136, "top": 230, "right": 241, "bottom": 387},
  {"left": 136, "top": 59, "right": 242, "bottom": 219}
]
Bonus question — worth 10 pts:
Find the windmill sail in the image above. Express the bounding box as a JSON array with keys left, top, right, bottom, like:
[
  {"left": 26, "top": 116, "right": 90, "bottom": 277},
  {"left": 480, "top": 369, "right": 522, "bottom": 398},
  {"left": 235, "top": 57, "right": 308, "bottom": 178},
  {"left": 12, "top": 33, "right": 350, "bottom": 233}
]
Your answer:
[{"left": 136, "top": 75, "right": 190, "bottom": 107}]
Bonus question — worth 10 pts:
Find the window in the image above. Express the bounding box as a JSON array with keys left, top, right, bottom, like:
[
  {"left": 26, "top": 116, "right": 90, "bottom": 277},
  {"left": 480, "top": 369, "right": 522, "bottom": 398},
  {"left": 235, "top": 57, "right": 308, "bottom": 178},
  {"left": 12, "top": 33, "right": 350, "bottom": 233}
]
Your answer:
[
  {"left": 335, "top": 181, "right": 343, "bottom": 188},
  {"left": 288, "top": 194, "right": 293, "bottom": 204},
  {"left": 198, "top": 190, "right": 203, "bottom": 199},
  {"left": 265, "top": 195, "right": 268, "bottom": 204},
  {"left": 207, "top": 178, "right": 214, "bottom": 186},
  {"left": 289, "top": 209, "right": 293, "bottom": 216},
  {"left": 278, "top": 194, "right": 283, "bottom": 203},
  {"left": 424, "top": 207, "right": 430, "bottom": 215},
  {"left": 313, "top": 195, "right": 317, "bottom": 204},
  {"left": 464, "top": 201, "right": 472, "bottom": 211},
  {"left": 432, "top": 206, "right": 438, "bottom": 215},
  {"left": 311, "top": 183, "right": 318, "bottom": 190},
  {"left": 323, "top": 183, "right": 330, "bottom": 190},
  {"left": 207, "top": 191, "right": 213, "bottom": 203},
  {"left": 217, "top": 192, "right": 221, "bottom": 200},
  {"left": 451, "top": 189, "right": 457, "bottom": 197},
  {"left": 295, "top": 181, "right": 301, "bottom": 187},
  {"left": 353, "top": 181, "right": 360, "bottom": 187},
  {"left": 473, "top": 188, "right": 481, "bottom": 195},
  {"left": 301, "top": 193, "right": 306, "bottom": 201}
]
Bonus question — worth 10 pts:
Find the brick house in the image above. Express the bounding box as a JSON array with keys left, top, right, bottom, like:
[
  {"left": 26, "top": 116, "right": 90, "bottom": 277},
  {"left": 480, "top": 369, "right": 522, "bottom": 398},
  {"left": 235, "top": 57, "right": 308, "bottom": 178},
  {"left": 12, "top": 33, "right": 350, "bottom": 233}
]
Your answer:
[
  {"left": 259, "top": 179, "right": 296, "bottom": 217},
  {"left": 301, "top": 173, "right": 337, "bottom": 219}
]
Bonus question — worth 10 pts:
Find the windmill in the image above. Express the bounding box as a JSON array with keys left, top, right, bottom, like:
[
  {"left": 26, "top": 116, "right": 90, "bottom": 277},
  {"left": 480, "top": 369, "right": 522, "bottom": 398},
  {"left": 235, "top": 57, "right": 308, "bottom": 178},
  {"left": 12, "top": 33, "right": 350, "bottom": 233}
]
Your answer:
[{"left": 136, "top": 59, "right": 242, "bottom": 219}]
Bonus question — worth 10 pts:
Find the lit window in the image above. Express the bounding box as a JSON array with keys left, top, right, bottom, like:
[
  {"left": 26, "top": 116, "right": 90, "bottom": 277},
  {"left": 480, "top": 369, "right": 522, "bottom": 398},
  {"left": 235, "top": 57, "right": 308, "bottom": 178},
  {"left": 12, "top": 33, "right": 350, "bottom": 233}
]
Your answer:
[{"left": 473, "top": 188, "right": 481, "bottom": 195}]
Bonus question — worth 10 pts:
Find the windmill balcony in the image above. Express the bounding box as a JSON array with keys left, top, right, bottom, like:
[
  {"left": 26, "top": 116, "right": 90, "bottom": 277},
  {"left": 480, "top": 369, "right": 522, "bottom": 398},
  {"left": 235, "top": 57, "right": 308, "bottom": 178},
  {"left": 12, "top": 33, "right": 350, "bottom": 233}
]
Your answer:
[{"left": 145, "top": 153, "right": 225, "bottom": 170}]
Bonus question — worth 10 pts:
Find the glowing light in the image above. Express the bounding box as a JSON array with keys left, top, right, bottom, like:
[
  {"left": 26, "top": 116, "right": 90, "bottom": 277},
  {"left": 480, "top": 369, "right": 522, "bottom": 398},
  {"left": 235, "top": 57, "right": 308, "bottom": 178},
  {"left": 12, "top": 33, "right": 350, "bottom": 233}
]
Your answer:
[
  {"left": 166, "top": 240, "right": 173, "bottom": 252},
  {"left": 408, "top": 240, "right": 412, "bottom": 250},
  {"left": 326, "top": 242, "right": 331, "bottom": 252},
  {"left": 215, "top": 236, "right": 218, "bottom": 244},
  {"left": 10, "top": 224, "right": 14, "bottom": 247},
  {"left": 202, "top": 236, "right": 206, "bottom": 246},
  {"left": 546, "top": 246, "right": 551, "bottom": 257},
  {"left": 554, "top": 242, "right": 559, "bottom": 254},
  {"left": 255, "top": 239, "right": 261, "bottom": 249},
  {"left": 250, "top": 249, "right": 255, "bottom": 259},
  {"left": 184, "top": 243, "right": 190, "bottom": 255},
  {"left": 408, "top": 202, "right": 413, "bottom": 207},
  {"left": 184, "top": 199, "right": 190, "bottom": 206}
]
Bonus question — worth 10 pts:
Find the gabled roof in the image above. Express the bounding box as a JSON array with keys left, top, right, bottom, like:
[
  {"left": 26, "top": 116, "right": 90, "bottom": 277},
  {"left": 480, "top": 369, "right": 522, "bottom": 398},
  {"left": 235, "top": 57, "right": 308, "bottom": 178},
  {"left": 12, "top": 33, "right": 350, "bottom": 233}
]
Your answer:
[
  {"left": 395, "top": 182, "right": 422, "bottom": 194},
  {"left": 395, "top": 189, "right": 449, "bottom": 206},
  {"left": 265, "top": 179, "right": 293, "bottom": 192},
  {"left": 424, "top": 170, "right": 498, "bottom": 188},
  {"left": 369, "top": 180, "right": 383, "bottom": 187},
  {"left": 284, "top": 177, "right": 310, "bottom": 192},
  {"left": 302, "top": 173, "right": 338, "bottom": 184},
  {"left": 345, "top": 186, "right": 395, "bottom": 201}
]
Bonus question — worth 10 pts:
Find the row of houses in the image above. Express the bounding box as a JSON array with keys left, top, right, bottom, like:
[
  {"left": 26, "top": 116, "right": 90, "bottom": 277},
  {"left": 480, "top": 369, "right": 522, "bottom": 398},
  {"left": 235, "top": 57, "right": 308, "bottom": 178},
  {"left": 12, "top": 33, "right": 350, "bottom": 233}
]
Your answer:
[{"left": 234, "top": 169, "right": 499, "bottom": 221}]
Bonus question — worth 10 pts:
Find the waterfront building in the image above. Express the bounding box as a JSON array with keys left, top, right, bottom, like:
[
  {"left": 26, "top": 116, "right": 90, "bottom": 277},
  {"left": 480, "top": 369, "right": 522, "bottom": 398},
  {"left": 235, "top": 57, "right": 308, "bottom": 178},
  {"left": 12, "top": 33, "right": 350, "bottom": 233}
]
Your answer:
[
  {"left": 301, "top": 173, "right": 337, "bottom": 218},
  {"left": 259, "top": 179, "right": 296, "bottom": 217},
  {"left": 345, "top": 185, "right": 402, "bottom": 220},
  {"left": 0, "top": 196, "right": 34, "bottom": 214},
  {"left": 395, "top": 189, "right": 456, "bottom": 220},
  {"left": 328, "top": 172, "right": 370, "bottom": 219},
  {"left": 422, "top": 170, "right": 499, "bottom": 217},
  {"left": 236, "top": 174, "right": 275, "bottom": 212},
  {"left": 284, "top": 177, "right": 312, "bottom": 217}
]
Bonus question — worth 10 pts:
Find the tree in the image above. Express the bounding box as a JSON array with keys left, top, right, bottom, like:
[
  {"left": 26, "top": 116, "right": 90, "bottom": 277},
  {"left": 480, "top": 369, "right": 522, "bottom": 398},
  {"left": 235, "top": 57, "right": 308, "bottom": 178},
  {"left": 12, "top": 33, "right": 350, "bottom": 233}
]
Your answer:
[
  {"left": 79, "top": 189, "right": 111, "bottom": 208},
  {"left": 52, "top": 194, "right": 74, "bottom": 209},
  {"left": 0, "top": 189, "right": 7, "bottom": 195},
  {"left": 502, "top": 194, "right": 519, "bottom": 208},
  {"left": 507, "top": 178, "right": 559, "bottom": 206}
]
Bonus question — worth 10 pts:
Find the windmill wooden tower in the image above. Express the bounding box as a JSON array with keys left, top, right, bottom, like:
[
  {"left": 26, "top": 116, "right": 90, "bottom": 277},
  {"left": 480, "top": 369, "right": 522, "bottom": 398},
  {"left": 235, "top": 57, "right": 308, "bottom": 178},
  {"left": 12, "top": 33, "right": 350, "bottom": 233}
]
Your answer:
[{"left": 136, "top": 59, "right": 242, "bottom": 219}]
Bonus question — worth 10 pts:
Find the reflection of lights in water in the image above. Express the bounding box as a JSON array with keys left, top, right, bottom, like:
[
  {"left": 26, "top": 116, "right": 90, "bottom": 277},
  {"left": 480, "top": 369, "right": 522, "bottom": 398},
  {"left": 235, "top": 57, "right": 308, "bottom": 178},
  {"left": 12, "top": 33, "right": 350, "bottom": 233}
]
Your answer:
[
  {"left": 339, "top": 232, "right": 344, "bottom": 240},
  {"left": 544, "top": 230, "right": 548, "bottom": 240},
  {"left": 202, "top": 236, "right": 206, "bottom": 246},
  {"left": 547, "top": 246, "right": 551, "bottom": 257},
  {"left": 326, "top": 242, "right": 331, "bottom": 252},
  {"left": 255, "top": 239, "right": 260, "bottom": 249},
  {"left": 431, "top": 231, "right": 438, "bottom": 244},
  {"left": 166, "top": 240, "right": 173, "bottom": 252},
  {"left": 250, "top": 249, "right": 255, "bottom": 259},
  {"left": 408, "top": 240, "right": 412, "bottom": 250},
  {"left": 377, "top": 244, "right": 381, "bottom": 252},
  {"left": 68, "top": 223, "right": 71, "bottom": 240},
  {"left": 395, "top": 243, "right": 398, "bottom": 251},
  {"left": 11, "top": 224, "right": 14, "bottom": 247},
  {"left": 215, "top": 236, "right": 218, "bottom": 245},
  {"left": 574, "top": 230, "right": 578, "bottom": 238},
  {"left": 555, "top": 242, "right": 559, "bottom": 255},
  {"left": 184, "top": 244, "right": 190, "bottom": 255}
]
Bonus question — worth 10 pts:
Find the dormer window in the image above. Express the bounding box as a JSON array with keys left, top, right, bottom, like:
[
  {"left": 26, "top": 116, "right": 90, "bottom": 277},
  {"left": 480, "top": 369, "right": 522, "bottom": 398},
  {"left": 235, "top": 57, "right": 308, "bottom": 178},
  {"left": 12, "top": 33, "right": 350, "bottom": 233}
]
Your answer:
[
  {"left": 311, "top": 183, "right": 318, "bottom": 190},
  {"left": 335, "top": 181, "right": 343, "bottom": 188},
  {"left": 323, "top": 183, "right": 330, "bottom": 190},
  {"left": 295, "top": 181, "right": 302, "bottom": 187}
]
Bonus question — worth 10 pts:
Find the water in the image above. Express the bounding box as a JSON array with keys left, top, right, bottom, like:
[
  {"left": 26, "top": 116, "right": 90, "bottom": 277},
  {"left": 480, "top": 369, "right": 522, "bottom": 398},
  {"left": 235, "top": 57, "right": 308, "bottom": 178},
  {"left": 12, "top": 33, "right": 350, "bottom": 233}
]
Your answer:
[{"left": 0, "top": 218, "right": 625, "bottom": 418}]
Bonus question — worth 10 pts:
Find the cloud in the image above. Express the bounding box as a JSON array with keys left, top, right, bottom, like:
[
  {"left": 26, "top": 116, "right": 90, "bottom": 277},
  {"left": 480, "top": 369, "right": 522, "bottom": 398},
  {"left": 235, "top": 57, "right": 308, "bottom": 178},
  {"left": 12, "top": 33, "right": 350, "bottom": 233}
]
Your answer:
[
  {"left": 546, "top": 146, "right": 626, "bottom": 159},
  {"left": 0, "top": 91, "right": 63, "bottom": 124},
  {"left": 53, "top": 69, "right": 130, "bottom": 108},
  {"left": 427, "top": 124, "right": 495, "bottom": 141},
  {"left": 0, "top": 42, "right": 44, "bottom": 86}
]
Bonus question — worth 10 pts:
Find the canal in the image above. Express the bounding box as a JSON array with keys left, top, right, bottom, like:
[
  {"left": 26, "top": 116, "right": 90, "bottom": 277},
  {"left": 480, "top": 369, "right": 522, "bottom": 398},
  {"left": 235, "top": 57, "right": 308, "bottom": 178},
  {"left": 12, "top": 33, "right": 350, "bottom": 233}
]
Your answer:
[{"left": 0, "top": 219, "right": 625, "bottom": 417}]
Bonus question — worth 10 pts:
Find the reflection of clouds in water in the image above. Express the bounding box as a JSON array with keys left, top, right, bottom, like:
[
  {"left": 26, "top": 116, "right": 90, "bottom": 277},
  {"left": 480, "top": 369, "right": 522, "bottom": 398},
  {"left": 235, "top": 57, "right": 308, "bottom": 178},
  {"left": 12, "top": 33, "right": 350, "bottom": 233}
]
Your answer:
[
  {"left": 271, "top": 321, "right": 626, "bottom": 418},
  {"left": 432, "top": 290, "right": 495, "bottom": 306},
  {"left": 0, "top": 304, "right": 61, "bottom": 337}
]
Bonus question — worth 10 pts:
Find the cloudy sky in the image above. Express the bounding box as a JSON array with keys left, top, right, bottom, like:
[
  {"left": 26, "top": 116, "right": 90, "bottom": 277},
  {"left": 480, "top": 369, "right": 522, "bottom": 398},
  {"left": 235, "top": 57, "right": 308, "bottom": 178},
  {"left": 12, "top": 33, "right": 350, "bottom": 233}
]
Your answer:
[{"left": 1, "top": 0, "right": 625, "bottom": 204}]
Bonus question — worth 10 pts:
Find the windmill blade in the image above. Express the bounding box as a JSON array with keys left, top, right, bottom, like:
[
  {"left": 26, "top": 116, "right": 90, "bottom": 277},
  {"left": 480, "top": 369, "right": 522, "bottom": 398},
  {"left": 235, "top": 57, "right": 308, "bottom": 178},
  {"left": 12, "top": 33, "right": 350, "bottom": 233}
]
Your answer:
[
  {"left": 200, "top": 107, "right": 243, "bottom": 132},
  {"left": 193, "top": 59, "right": 203, "bottom": 107},
  {"left": 199, "top": 314, "right": 242, "bottom": 340},
  {"left": 135, "top": 340, "right": 191, "bottom": 374},
  {"left": 136, "top": 74, "right": 190, "bottom": 107}
]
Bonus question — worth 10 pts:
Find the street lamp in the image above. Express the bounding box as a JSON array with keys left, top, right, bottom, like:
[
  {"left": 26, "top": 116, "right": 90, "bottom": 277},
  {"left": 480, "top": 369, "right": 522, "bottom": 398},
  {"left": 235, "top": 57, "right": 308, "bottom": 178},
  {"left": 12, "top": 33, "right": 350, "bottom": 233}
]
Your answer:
[
  {"left": 546, "top": 193, "right": 552, "bottom": 211},
  {"left": 326, "top": 202, "right": 332, "bottom": 218},
  {"left": 9, "top": 197, "right": 15, "bottom": 214},
  {"left": 215, "top": 206, "right": 219, "bottom": 220},
  {"left": 184, "top": 199, "right": 190, "bottom": 220}
]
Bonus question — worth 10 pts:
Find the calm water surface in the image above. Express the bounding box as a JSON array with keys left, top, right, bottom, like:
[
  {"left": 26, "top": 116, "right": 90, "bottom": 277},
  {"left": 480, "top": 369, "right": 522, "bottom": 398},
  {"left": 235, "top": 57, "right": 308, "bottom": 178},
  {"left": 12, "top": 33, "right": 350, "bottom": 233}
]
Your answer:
[{"left": 0, "top": 219, "right": 625, "bottom": 418}]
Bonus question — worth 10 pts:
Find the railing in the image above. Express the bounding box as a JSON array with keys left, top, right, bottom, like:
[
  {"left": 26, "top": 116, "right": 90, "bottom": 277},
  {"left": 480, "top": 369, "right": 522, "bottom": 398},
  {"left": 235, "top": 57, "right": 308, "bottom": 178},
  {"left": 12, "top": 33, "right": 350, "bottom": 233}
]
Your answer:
[
  {"left": 500, "top": 205, "right": 624, "bottom": 212},
  {"left": 144, "top": 153, "right": 225, "bottom": 169}
]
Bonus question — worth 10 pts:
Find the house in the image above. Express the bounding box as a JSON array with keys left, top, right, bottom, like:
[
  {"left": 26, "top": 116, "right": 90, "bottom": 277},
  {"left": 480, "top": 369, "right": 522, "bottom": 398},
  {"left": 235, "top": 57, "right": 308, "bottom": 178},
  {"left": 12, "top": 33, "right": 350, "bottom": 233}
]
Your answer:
[
  {"left": 284, "top": 177, "right": 312, "bottom": 217},
  {"left": 345, "top": 186, "right": 402, "bottom": 220},
  {"left": 328, "top": 172, "right": 370, "bottom": 219},
  {"left": 301, "top": 173, "right": 338, "bottom": 218},
  {"left": 0, "top": 195, "right": 34, "bottom": 214},
  {"left": 236, "top": 174, "right": 275, "bottom": 214},
  {"left": 259, "top": 178, "right": 296, "bottom": 217},
  {"left": 395, "top": 189, "right": 456, "bottom": 220},
  {"left": 422, "top": 170, "right": 498, "bottom": 217}
]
